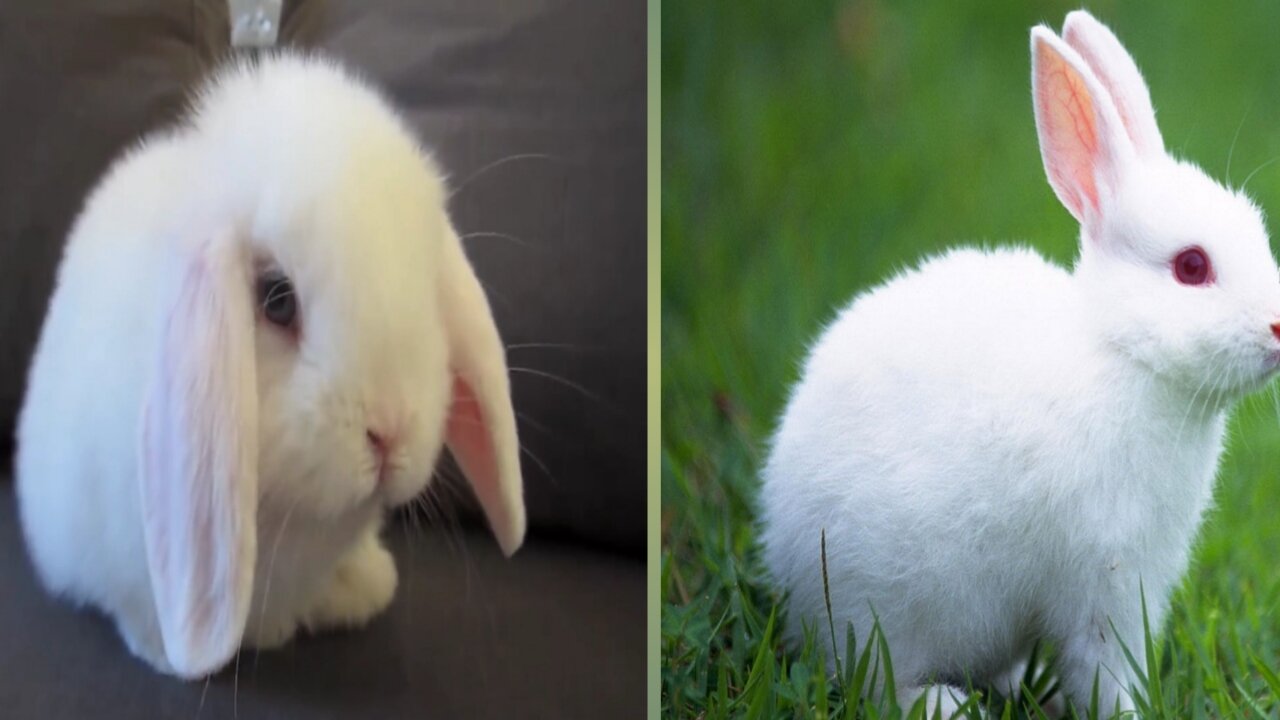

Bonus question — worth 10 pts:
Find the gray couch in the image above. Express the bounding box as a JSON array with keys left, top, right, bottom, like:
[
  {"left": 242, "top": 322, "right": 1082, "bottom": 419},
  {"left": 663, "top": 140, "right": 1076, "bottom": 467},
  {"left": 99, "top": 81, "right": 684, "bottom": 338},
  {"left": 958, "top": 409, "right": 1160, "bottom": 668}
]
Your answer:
[{"left": 0, "top": 1, "right": 646, "bottom": 717}]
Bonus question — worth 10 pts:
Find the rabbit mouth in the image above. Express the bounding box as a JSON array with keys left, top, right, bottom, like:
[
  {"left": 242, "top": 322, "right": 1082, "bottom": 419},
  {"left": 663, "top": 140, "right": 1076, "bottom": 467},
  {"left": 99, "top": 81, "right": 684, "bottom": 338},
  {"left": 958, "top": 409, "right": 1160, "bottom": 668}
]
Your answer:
[
  {"left": 1240, "top": 351, "right": 1280, "bottom": 391},
  {"left": 368, "top": 461, "right": 428, "bottom": 509},
  {"left": 1263, "top": 351, "right": 1280, "bottom": 375},
  {"left": 372, "top": 460, "right": 397, "bottom": 492},
  {"left": 360, "top": 456, "right": 396, "bottom": 501}
]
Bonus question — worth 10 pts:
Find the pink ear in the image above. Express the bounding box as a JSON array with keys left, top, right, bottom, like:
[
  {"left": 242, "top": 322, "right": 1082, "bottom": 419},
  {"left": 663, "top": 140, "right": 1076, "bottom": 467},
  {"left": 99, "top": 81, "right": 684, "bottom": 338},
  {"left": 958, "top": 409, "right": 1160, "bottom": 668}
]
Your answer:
[
  {"left": 446, "top": 376, "right": 523, "bottom": 556},
  {"left": 440, "top": 222, "right": 526, "bottom": 557},
  {"left": 140, "top": 232, "right": 258, "bottom": 678},
  {"left": 1031, "top": 27, "right": 1134, "bottom": 231},
  {"left": 1063, "top": 11, "right": 1164, "bottom": 158}
]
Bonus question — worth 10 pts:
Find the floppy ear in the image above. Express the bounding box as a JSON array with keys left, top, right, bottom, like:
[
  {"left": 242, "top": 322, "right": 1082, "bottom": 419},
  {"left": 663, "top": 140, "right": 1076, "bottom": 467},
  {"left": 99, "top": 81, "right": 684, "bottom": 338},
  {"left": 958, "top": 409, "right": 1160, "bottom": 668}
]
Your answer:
[
  {"left": 1031, "top": 26, "right": 1136, "bottom": 237},
  {"left": 1063, "top": 10, "right": 1164, "bottom": 158},
  {"left": 440, "top": 221, "right": 526, "bottom": 557},
  {"left": 139, "top": 231, "right": 258, "bottom": 678}
]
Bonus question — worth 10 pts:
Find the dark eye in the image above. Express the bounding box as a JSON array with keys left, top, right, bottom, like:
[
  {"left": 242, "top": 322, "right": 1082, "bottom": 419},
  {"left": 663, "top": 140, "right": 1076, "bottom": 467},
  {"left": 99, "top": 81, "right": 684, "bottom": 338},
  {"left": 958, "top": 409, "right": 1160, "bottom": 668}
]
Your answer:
[
  {"left": 258, "top": 272, "right": 298, "bottom": 328},
  {"left": 1173, "top": 246, "right": 1213, "bottom": 286}
]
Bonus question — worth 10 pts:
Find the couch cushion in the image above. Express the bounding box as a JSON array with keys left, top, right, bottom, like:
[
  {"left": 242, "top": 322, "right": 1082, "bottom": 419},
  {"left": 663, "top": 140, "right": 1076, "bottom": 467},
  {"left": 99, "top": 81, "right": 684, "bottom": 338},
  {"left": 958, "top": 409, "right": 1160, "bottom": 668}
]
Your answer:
[
  {"left": 0, "top": 482, "right": 645, "bottom": 718},
  {"left": 0, "top": 0, "right": 646, "bottom": 553},
  {"left": 0, "top": 2, "right": 208, "bottom": 461}
]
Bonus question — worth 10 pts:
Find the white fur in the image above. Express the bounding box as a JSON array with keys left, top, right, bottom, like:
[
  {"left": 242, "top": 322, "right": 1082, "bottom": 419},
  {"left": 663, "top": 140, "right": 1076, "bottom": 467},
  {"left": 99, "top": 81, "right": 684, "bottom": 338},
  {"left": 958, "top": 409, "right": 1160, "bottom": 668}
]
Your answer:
[
  {"left": 760, "top": 12, "right": 1280, "bottom": 717},
  {"left": 15, "top": 53, "right": 525, "bottom": 678}
]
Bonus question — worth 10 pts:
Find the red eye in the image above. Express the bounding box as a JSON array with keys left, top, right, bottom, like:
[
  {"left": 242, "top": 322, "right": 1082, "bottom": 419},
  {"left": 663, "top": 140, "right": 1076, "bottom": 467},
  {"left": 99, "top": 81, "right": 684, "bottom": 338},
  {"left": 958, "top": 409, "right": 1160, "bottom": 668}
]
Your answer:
[{"left": 1173, "top": 247, "right": 1213, "bottom": 286}]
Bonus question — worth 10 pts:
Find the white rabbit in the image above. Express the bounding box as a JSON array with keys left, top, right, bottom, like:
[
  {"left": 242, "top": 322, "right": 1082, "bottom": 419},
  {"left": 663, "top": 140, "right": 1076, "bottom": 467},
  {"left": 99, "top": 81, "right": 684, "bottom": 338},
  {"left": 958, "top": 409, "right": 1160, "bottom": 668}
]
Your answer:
[
  {"left": 760, "top": 11, "right": 1280, "bottom": 717},
  {"left": 14, "top": 53, "right": 526, "bottom": 679}
]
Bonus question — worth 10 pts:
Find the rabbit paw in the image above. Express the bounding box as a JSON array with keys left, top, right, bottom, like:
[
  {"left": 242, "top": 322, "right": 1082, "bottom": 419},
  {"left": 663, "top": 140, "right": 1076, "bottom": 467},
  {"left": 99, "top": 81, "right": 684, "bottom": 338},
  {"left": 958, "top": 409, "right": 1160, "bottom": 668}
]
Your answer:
[
  {"left": 994, "top": 659, "right": 1066, "bottom": 716},
  {"left": 901, "top": 685, "right": 969, "bottom": 718},
  {"left": 303, "top": 533, "right": 398, "bottom": 631},
  {"left": 243, "top": 613, "right": 300, "bottom": 651}
]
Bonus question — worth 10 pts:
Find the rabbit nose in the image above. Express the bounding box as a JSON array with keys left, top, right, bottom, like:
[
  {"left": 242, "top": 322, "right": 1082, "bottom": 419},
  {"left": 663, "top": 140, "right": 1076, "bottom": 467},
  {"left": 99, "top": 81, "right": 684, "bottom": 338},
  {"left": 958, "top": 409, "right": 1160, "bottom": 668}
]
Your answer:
[
  {"left": 366, "top": 428, "right": 390, "bottom": 456},
  {"left": 1272, "top": 322, "right": 1280, "bottom": 342},
  {"left": 366, "top": 425, "right": 401, "bottom": 463},
  {"left": 365, "top": 404, "right": 407, "bottom": 457}
]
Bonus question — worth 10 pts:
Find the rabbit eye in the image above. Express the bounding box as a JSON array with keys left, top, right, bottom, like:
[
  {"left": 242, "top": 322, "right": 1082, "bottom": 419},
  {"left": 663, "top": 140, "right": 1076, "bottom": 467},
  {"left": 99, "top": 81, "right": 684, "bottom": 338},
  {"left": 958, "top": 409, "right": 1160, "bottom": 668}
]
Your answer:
[
  {"left": 258, "top": 272, "right": 298, "bottom": 328},
  {"left": 1173, "top": 246, "right": 1213, "bottom": 286}
]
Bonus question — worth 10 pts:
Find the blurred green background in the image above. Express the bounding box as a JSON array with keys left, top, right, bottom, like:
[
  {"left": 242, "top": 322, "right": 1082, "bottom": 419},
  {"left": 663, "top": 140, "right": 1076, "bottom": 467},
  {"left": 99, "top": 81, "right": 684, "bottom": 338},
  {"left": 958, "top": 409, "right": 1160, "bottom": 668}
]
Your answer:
[{"left": 662, "top": 1, "right": 1280, "bottom": 716}]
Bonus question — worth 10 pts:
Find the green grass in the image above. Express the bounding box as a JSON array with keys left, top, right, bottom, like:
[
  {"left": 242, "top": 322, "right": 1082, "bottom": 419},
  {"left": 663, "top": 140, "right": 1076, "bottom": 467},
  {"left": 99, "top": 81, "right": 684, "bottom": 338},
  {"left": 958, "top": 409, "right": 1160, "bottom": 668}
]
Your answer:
[{"left": 661, "top": 1, "right": 1280, "bottom": 717}]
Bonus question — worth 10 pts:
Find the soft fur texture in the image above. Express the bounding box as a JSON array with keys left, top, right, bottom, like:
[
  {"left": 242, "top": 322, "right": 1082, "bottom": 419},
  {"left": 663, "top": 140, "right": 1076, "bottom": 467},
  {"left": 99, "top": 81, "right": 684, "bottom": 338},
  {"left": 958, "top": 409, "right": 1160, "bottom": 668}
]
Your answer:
[
  {"left": 15, "top": 53, "right": 525, "bottom": 679},
  {"left": 760, "top": 11, "right": 1280, "bottom": 717}
]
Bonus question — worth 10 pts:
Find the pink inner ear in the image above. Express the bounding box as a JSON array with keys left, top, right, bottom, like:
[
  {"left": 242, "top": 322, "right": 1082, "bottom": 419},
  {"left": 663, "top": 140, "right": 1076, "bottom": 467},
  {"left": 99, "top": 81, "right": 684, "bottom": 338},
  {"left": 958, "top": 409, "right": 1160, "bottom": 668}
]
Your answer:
[
  {"left": 1062, "top": 13, "right": 1163, "bottom": 159},
  {"left": 1035, "top": 39, "right": 1102, "bottom": 219},
  {"left": 445, "top": 376, "right": 520, "bottom": 556},
  {"left": 1069, "top": 41, "right": 1140, "bottom": 150}
]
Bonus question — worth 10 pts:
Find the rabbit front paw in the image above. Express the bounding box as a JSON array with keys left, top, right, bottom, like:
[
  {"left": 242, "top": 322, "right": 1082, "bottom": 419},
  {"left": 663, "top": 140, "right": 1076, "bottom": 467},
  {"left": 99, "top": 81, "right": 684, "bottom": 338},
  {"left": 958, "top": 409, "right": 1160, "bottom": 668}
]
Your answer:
[
  {"left": 303, "top": 533, "right": 398, "bottom": 631},
  {"left": 900, "top": 684, "right": 969, "bottom": 718}
]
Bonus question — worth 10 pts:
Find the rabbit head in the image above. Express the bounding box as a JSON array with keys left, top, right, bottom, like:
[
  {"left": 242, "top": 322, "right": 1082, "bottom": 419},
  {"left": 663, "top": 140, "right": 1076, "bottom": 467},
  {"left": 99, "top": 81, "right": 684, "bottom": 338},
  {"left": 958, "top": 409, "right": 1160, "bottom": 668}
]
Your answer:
[
  {"left": 138, "top": 56, "right": 525, "bottom": 675},
  {"left": 1033, "top": 12, "right": 1280, "bottom": 400}
]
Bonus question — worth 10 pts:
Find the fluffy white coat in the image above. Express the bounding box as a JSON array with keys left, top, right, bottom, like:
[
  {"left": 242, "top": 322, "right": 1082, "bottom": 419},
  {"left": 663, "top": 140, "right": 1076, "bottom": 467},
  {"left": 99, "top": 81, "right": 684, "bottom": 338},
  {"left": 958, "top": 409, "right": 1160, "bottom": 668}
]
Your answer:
[
  {"left": 761, "top": 12, "right": 1280, "bottom": 716},
  {"left": 16, "top": 54, "right": 525, "bottom": 678}
]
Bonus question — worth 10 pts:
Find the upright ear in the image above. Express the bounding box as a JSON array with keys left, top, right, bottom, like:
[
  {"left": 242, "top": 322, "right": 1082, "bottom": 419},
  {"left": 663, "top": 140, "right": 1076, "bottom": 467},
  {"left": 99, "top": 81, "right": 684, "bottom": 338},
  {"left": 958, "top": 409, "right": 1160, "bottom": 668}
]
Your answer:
[
  {"left": 1063, "top": 10, "right": 1164, "bottom": 158},
  {"left": 1031, "top": 25, "right": 1136, "bottom": 235},
  {"left": 139, "top": 232, "right": 258, "bottom": 678},
  {"left": 439, "top": 221, "right": 526, "bottom": 557}
]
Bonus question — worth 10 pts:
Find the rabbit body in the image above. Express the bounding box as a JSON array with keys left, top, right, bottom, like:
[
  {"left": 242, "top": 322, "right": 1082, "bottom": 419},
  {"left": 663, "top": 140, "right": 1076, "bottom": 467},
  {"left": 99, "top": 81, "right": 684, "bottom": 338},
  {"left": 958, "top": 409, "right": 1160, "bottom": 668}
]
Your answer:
[
  {"left": 760, "top": 11, "right": 1280, "bottom": 716},
  {"left": 16, "top": 54, "right": 524, "bottom": 679},
  {"left": 17, "top": 134, "right": 391, "bottom": 672},
  {"left": 762, "top": 247, "right": 1222, "bottom": 713}
]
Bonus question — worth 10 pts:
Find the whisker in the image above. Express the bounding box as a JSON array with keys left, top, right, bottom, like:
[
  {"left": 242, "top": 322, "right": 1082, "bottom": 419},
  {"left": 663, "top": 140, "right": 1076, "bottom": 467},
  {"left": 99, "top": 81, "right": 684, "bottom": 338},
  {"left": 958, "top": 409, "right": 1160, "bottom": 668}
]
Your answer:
[
  {"left": 505, "top": 342, "right": 603, "bottom": 353},
  {"left": 1226, "top": 97, "right": 1255, "bottom": 186},
  {"left": 519, "top": 442, "right": 556, "bottom": 486},
  {"left": 459, "top": 231, "right": 536, "bottom": 249},
  {"left": 233, "top": 648, "right": 241, "bottom": 719},
  {"left": 414, "top": 485, "right": 435, "bottom": 530},
  {"left": 439, "top": 467, "right": 475, "bottom": 525},
  {"left": 1269, "top": 383, "right": 1280, "bottom": 433},
  {"left": 423, "top": 478, "right": 464, "bottom": 559},
  {"left": 253, "top": 494, "right": 303, "bottom": 675},
  {"left": 417, "top": 494, "right": 434, "bottom": 536},
  {"left": 1174, "top": 347, "right": 1227, "bottom": 448},
  {"left": 423, "top": 474, "right": 446, "bottom": 519},
  {"left": 1241, "top": 155, "right": 1280, "bottom": 192},
  {"left": 446, "top": 498, "right": 470, "bottom": 559},
  {"left": 448, "top": 153, "right": 563, "bottom": 199},
  {"left": 425, "top": 487, "right": 445, "bottom": 534},
  {"left": 194, "top": 673, "right": 211, "bottom": 720},
  {"left": 507, "top": 366, "right": 603, "bottom": 403},
  {"left": 412, "top": 493, "right": 428, "bottom": 537},
  {"left": 397, "top": 508, "right": 416, "bottom": 627},
  {"left": 515, "top": 410, "right": 551, "bottom": 436}
]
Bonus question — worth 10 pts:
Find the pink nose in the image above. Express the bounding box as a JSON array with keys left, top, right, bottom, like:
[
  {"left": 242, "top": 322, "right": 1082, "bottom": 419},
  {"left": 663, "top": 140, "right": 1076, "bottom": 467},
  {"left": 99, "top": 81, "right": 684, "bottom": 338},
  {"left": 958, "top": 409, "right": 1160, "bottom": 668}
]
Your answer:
[
  {"left": 366, "top": 404, "right": 407, "bottom": 471},
  {"left": 1272, "top": 322, "right": 1280, "bottom": 342},
  {"left": 367, "top": 428, "right": 397, "bottom": 461}
]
